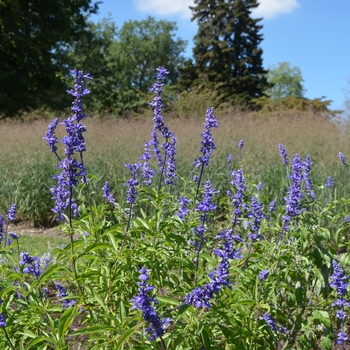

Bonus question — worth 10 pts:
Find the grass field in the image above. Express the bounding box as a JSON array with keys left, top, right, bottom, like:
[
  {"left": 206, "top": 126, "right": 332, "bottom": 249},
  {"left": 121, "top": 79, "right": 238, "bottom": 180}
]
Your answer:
[{"left": 0, "top": 109, "right": 349, "bottom": 226}]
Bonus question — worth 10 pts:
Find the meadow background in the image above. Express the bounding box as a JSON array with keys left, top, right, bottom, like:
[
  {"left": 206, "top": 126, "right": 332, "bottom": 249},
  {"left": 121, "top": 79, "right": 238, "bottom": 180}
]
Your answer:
[{"left": 1, "top": 109, "right": 349, "bottom": 229}]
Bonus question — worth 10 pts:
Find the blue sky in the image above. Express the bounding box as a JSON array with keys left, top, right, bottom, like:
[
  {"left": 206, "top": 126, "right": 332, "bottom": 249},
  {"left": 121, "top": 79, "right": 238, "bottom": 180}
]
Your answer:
[{"left": 91, "top": 0, "right": 350, "bottom": 111}]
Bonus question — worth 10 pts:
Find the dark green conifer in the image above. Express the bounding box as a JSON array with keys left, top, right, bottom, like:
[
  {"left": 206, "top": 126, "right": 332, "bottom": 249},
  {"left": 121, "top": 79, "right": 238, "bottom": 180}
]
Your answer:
[{"left": 184, "top": 0, "right": 271, "bottom": 107}]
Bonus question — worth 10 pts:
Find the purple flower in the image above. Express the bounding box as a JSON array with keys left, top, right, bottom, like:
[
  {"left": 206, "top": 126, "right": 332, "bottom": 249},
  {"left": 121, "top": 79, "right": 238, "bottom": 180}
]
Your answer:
[
  {"left": 149, "top": 67, "right": 169, "bottom": 167},
  {"left": 330, "top": 260, "right": 350, "bottom": 346},
  {"left": 330, "top": 261, "right": 349, "bottom": 296},
  {"left": 9, "top": 232, "right": 18, "bottom": 240},
  {"left": 7, "top": 203, "right": 16, "bottom": 221},
  {"left": 260, "top": 313, "right": 286, "bottom": 333},
  {"left": 258, "top": 269, "right": 269, "bottom": 281},
  {"left": 228, "top": 154, "right": 233, "bottom": 164},
  {"left": 131, "top": 267, "right": 170, "bottom": 341},
  {"left": 247, "top": 196, "right": 266, "bottom": 238},
  {"left": 282, "top": 154, "right": 304, "bottom": 231},
  {"left": 238, "top": 140, "right": 244, "bottom": 149},
  {"left": 339, "top": 152, "right": 347, "bottom": 167},
  {"left": 278, "top": 143, "right": 289, "bottom": 165},
  {"left": 49, "top": 70, "right": 91, "bottom": 221},
  {"left": 257, "top": 182, "right": 263, "bottom": 191},
  {"left": 303, "top": 155, "right": 315, "bottom": 198},
  {"left": 102, "top": 181, "right": 116, "bottom": 206},
  {"left": 19, "top": 252, "right": 46, "bottom": 278},
  {"left": 0, "top": 313, "right": 6, "bottom": 328},
  {"left": 178, "top": 196, "right": 191, "bottom": 221},
  {"left": 124, "top": 163, "right": 142, "bottom": 204},
  {"left": 164, "top": 136, "right": 177, "bottom": 186},
  {"left": 43, "top": 118, "right": 59, "bottom": 153},
  {"left": 186, "top": 230, "right": 242, "bottom": 308},
  {"left": 193, "top": 107, "right": 218, "bottom": 169},
  {"left": 140, "top": 141, "right": 155, "bottom": 186},
  {"left": 55, "top": 282, "right": 76, "bottom": 308},
  {"left": 336, "top": 331, "right": 348, "bottom": 344},
  {"left": 196, "top": 180, "right": 218, "bottom": 215},
  {"left": 0, "top": 215, "right": 4, "bottom": 243},
  {"left": 344, "top": 215, "right": 350, "bottom": 223},
  {"left": 325, "top": 176, "right": 334, "bottom": 188},
  {"left": 269, "top": 200, "right": 276, "bottom": 214},
  {"left": 230, "top": 168, "right": 247, "bottom": 226}
]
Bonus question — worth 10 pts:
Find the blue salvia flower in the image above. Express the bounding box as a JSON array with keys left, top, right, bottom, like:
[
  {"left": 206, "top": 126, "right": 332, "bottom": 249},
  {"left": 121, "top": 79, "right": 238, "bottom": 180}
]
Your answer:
[
  {"left": 193, "top": 107, "right": 218, "bottom": 169},
  {"left": 0, "top": 215, "right": 4, "bottom": 243},
  {"left": 102, "top": 181, "right": 116, "bottom": 206},
  {"left": 55, "top": 282, "right": 76, "bottom": 308},
  {"left": 140, "top": 141, "right": 155, "bottom": 186},
  {"left": 330, "top": 260, "right": 350, "bottom": 345},
  {"left": 178, "top": 196, "right": 191, "bottom": 221},
  {"left": 43, "top": 118, "right": 59, "bottom": 153},
  {"left": 278, "top": 143, "right": 289, "bottom": 165},
  {"left": 124, "top": 163, "right": 142, "bottom": 205},
  {"left": 164, "top": 135, "right": 177, "bottom": 186},
  {"left": 282, "top": 154, "right": 304, "bottom": 231},
  {"left": 7, "top": 204, "right": 16, "bottom": 222},
  {"left": 325, "top": 176, "right": 334, "bottom": 188},
  {"left": 257, "top": 182, "right": 263, "bottom": 191},
  {"left": 230, "top": 168, "right": 247, "bottom": 226},
  {"left": 131, "top": 267, "right": 170, "bottom": 341},
  {"left": 247, "top": 196, "right": 265, "bottom": 240},
  {"left": 303, "top": 155, "right": 315, "bottom": 198},
  {"left": 238, "top": 140, "right": 244, "bottom": 149},
  {"left": 0, "top": 313, "right": 6, "bottom": 328},
  {"left": 344, "top": 215, "right": 350, "bottom": 223},
  {"left": 48, "top": 70, "right": 91, "bottom": 221},
  {"left": 186, "top": 230, "right": 242, "bottom": 308},
  {"left": 258, "top": 269, "right": 270, "bottom": 281},
  {"left": 260, "top": 313, "right": 286, "bottom": 333},
  {"left": 9, "top": 232, "right": 18, "bottom": 240},
  {"left": 339, "top": 152, "right": 347, "bottom": 167},
  {"left": 19, "top": 252, "right": 45, "bottom": 278},
  {"left": 228, "top": 154, "right": 233, "bottom": 164},
  {"left": 269, "top": 200, "right": 276, "bottom": 214},
  {"left": 196, "top": 180, "right": 218, "bottom": 218},
  {"left": 149, "top": 67, "right": 169, "bottom": 167}
]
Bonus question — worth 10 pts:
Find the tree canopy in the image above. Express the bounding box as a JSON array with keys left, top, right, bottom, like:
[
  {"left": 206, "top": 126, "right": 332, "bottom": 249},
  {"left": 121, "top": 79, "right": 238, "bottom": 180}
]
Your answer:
[
  {"left": 180, "top": 0, "right": 271, "bottom": 107},
  {"left": 0, "top": 0, "right": 99, "bottom": 116},
  {"left": 265, "top": 62, "right": 306, "bottom": 101}
]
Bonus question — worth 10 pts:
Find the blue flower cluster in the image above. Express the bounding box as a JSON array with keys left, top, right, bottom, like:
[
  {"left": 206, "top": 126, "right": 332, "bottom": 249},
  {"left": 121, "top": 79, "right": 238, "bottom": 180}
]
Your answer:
[
  {"left": 47, "top": 70, "right": 92, "bottom": 221},
  {"left": 19, "top": 252, "right": 49, "bottom": 279},
  {"left": 124, "top": 163, "right": 142, "bottom": 205},
  {"left": 186, "top": 229, "right": 243, "bottom": 308},
  {"left": 230, "top": 168, "right": 247, "bottom": 226},
  {"left": 0, "top": 313, "right": 6, "bottom": 328},
  {"left": 55, "top": 282, "right": 77, "bottom": 308},
  {"left": 330, "top": 260, "right": 350, "bottom": 345},
  {"left": 278, "top": 143, "right": 289, "bottom": 165},
  {"left": 102, "top": 181, "right": 116, "bottom": 207},
  {"left": 131, "top": 267, "right": 170, "bottom": 341},
  {"left": 193, "top": 107, "right": 218, "bottom": 169},
  {"left": 148, "top": 67, "right": 177, "bottom": 187},
  {"left": 260, "top": 313, "right": 287, "bottom": 333},
  {"left": 178, "top": 196, "right": 191, "bottom": 221},
  {"left": 339, "top": 152, "right": 347, "bottom": 167}
]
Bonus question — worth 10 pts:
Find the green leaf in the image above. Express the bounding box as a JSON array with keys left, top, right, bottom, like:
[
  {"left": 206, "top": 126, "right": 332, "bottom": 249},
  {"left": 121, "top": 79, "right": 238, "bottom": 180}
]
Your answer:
[
  {"left": 114, "top": 327, "right": 137, "bottom": 350},
  {"left": 72, "top": 324, "right": 116, "bottom": 336},
  {"left": 201, "top": 327, "right": 211, "bottom": 350},
  {"left": 312, "top": 310, "right": 331, "bottom": 328},
  {"left": 157, "top": 296, "right": 180, "bottom": 306}
]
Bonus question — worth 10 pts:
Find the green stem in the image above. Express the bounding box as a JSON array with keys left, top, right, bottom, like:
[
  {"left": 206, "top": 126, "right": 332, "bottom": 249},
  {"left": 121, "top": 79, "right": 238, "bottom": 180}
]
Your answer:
[{"left": 2, "top": 327, "right": 16, "bottom": 350}]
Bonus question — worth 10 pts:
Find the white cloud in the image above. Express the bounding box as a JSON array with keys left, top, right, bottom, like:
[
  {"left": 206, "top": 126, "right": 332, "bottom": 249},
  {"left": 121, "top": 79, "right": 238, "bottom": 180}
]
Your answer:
[
  {"left": 134, "top": 0, "right": 299, "bottom": 20},
  {"left": 253, "top": 0, "right": 300, "bottom": 19},
  {"left": 134, "top": 0, "right": 194, "bottom": 19}
]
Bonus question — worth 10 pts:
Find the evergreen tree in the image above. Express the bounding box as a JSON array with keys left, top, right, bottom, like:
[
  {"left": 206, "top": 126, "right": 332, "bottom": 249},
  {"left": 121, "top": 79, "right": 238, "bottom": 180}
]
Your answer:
[{"left": 185, "top": 0, "right": 270, "bottom": 107}]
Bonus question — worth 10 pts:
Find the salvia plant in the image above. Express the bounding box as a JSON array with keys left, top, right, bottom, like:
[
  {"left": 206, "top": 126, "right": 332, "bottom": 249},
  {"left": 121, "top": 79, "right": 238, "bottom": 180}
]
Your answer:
[{"left": 0, "top": 67, "right": 350, "bottom": 349}]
